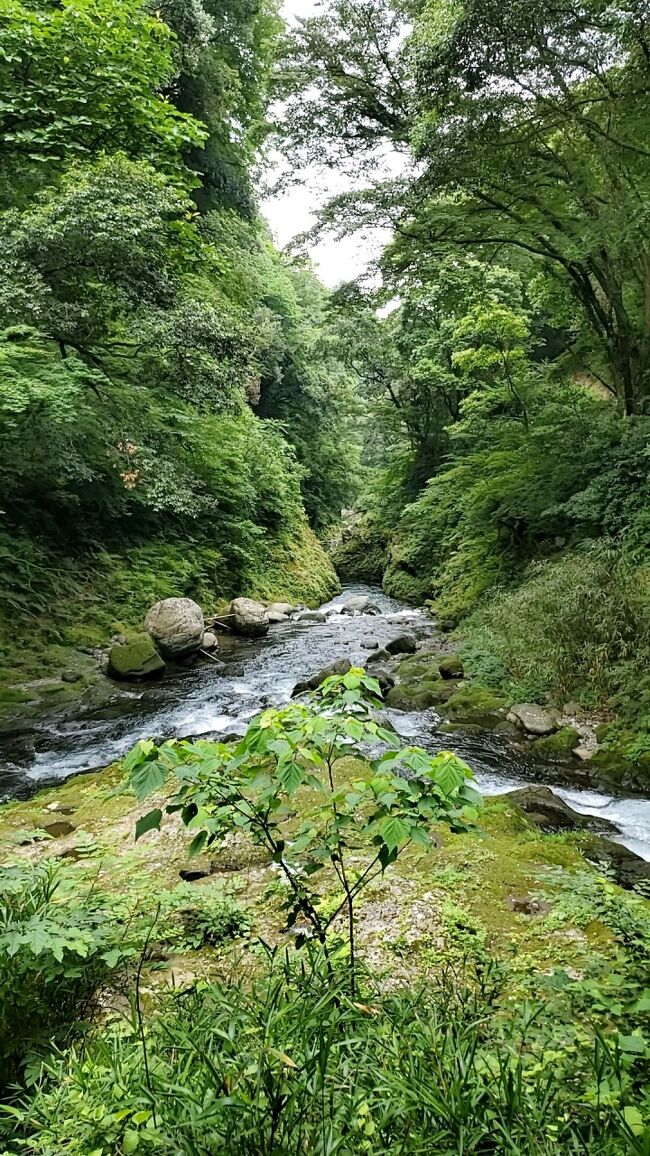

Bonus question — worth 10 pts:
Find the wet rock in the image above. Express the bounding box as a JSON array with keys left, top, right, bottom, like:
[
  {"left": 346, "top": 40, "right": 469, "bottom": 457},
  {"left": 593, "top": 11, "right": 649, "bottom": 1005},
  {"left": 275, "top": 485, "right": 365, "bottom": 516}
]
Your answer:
[
  {"left": 508, "top": 703, "right": 558, "bottom": 736},
  {"left": 386, "top": 634, "right": 417, "bottom": 656},
  {"left": 498, "top": 786, "right": 619, "bottom": 833},
  {"left": 108, "top": 633, "right": 166, "bottom": 680},
  {"left": 268, "top": 611, "right": 290, "bottom": 624},
  {"left": 201, "top": 631, "right": 219, "bottom": 652},
  {"left": 439, "top": 656, "right": 464, "bottom": 680},
  {"left": 367, "top": 647, "right": 392, "bottom": 664},
  {"left": 145, "top": 597, "right": 205, "bottom": 657},
  {"left": 292, "top": 659, "right": 352, "bottom": 697},
  {"left": 361, "top": 640, "right": 379, "bottom": 650},
  {"left": 341, "top": 595, "right": 381, "bottom": 616},
  {"left": 296, "top": 610, "right": 326, "bottom": 624},
  {"left": 386, "top": 686, "right": 437, "bottom": 711},
  {"left": 370, "top": 669, "right": 396, "bottom": 694},
  {"left": 230, "top": 598, "right": 269, "bottom": 637},
  {"left": 444, "top": 686, "right": 507, "bottom": 725}
]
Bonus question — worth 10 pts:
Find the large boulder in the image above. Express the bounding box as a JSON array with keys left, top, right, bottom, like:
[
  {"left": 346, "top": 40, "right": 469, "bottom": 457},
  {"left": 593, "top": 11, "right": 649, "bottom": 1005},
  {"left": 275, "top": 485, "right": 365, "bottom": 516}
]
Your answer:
[
  {"left": 268, "top": 610, "right": 290, "bottom": 624},
  {"left": 108, "top": 633, "right": 165, "bottom": 680},
  {"left": 292, "top": 659, "right": 352, "bottom": 697},
  {"left": 341, "top": 595, "right": 381, "bottom": 616},
  {"left": 386, "top": 634, "right": 417, "bottom": 656},
  {"left": 498, "top": 786, "right": 618, "bottom": 833},
  {"left": 229, "top": 598, "right": 269, "bottom": 637},
  {"left": 145, "top": 598, "right": 204, "bottom": 657},
  {"left": 508, "top": 703, "right": 558, "bottom": 736},
  {"left": 439, "top": 656, "right": 464, "bottom": 680}
]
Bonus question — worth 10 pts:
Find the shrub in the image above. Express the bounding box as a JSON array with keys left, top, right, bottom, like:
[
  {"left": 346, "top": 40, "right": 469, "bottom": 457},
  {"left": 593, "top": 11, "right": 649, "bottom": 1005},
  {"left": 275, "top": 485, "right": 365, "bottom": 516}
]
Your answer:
[{"left": 0, "top": 861, "right": 136, "bottom": 1090}]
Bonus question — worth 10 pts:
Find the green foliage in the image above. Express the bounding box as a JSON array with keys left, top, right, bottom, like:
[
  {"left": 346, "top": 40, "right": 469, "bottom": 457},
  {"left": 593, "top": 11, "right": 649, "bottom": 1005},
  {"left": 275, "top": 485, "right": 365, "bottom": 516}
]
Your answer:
[
  {"left": 123, "top": 671, "right": 480, "bottom": 984},
  {"left": 0, "top": 0, "right": 205, "bottom": 204},
  {"left": 0, "top": 860, "right": 137, "bottom": 1089},
  {"left": 6, "top": 953, "right": 650, "bottom": 1154}
]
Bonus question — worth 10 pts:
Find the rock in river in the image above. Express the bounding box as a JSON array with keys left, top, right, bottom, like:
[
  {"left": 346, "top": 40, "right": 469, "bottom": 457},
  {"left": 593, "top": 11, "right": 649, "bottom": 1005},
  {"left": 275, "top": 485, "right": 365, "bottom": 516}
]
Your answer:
[
  {"left": 108, "top": 633, "right": 166, "bottom": 680},
  {"left": 341, "top": 595, "right": 381, "bottom": 616},
  {"left": 296, "top": 610, "right": 326, "bottom": 624},
  {"left": 293, "top": 659, "right": 352, "bottom": 696},
  {"left": 499, "top": 786, "right": 618, "bottom": 833},
  {"left": 230, "top": 598, "right": 269, "bottom": 637},
  {"left": 145, "top": 598, "right": 204, "bottom": 657},
  {"left": 385, "top": 634, "right": 417, "bottom": 656}
]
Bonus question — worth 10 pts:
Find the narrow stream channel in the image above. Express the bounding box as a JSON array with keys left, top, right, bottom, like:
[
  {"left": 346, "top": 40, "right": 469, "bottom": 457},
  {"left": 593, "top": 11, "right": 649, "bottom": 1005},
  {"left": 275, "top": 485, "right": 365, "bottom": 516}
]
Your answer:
[{"left": 2, "top": 585, "right": 650, "bottom": 860}]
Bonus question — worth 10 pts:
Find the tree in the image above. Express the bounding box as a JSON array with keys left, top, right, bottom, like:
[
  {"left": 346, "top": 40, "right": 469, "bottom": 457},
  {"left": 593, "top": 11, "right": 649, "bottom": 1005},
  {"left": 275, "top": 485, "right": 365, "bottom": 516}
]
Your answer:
[
  {"left": 0, "top": 0, "right": 205, "bottom": 205},
  {"left": 410, "top": 0, "right": 650, "bottom": 413}
]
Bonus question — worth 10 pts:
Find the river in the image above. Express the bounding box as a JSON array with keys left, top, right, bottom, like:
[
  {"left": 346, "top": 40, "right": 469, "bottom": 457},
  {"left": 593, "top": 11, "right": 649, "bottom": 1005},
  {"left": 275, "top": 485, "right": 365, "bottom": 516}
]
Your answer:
[{"left": 2, "top": 584, "right": 650, "bottom": 860}]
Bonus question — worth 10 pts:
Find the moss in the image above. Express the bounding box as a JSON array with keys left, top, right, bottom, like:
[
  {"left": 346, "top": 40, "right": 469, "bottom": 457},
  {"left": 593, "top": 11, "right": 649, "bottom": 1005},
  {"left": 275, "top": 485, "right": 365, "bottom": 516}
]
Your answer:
[
  {"left": 331, "top": 516, "right": 388, "bottom": 584},
  {"left": 386, "top": 686, "right": 437, "bottom": 711},
  {"left": 439, "top": 655, "right": 464, "bottom": 679},
  {"left": 108, "top": 633, "right": 166, "bottom": 680},
  {"left": 247, "top": 524, "right": 340, "bottom": 608},
  {"left": 444, "top": 686, "right": 507, "bottom": 722},
  {"left": 396, "top": 655, "right": 439, "bottom": 680},
  {"left": 0, "top": 686, "right": 35, "bottom": 705},
  {"left": 531, "top": 727, "right": 580, "bottom": 762}
]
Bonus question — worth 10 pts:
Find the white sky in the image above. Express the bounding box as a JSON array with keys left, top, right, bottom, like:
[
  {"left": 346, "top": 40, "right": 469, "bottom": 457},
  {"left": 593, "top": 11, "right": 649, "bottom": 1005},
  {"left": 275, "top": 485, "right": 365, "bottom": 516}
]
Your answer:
[{"left": 261, "top": 0, "right": 395, "bottom": 288}]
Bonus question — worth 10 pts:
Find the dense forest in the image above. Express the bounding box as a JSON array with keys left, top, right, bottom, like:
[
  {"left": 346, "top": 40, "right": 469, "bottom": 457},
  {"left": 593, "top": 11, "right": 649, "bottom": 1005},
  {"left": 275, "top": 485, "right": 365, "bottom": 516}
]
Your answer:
[{"left": 2, "top": 1, "right": 650, "bottom": 1153}]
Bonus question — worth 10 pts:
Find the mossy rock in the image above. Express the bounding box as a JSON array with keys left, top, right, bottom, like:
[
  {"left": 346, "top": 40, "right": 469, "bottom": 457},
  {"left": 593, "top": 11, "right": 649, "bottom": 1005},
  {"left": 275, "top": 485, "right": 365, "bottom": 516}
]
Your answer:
[
  {"left": 439, "top": 655, "right": 464, "bottom": 680},
  {"left": 588, "top": 744, "right": 650, "bottom": 790},
  {"left": 0, "top": 686, "right": 36, "bottom": 706},
  {"left": 386, "top": 686, "right": 436, "bottom": 712},
  {"left": 444, "top": 686, "right": 507, "bottom": 723},
  {"left": 419, "top": 679, "right": 458, "bottom": 705},
  {"left": 530, "top": 727, "right": 580, "bottom": 763},
  {"left": 108, "top": 633, "right": 165, "bottom": 680},
  {"left": 396, "top": 655, "right": 439, "bottom": 680}
]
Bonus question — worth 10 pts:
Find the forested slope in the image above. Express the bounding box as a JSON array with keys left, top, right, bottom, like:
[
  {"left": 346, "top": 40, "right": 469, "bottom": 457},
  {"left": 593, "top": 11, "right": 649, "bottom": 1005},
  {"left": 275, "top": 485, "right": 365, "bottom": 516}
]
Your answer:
[
  {"left": 281, "top": 0, "right": 650, "bottom": 750},
  {"left": 0, "top": 0, "right": 359, "bottom": 680}
]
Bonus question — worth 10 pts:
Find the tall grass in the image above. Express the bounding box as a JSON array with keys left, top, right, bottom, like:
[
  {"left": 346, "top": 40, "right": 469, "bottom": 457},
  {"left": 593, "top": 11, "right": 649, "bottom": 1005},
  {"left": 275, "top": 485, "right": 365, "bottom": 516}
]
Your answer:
[{"left": 7, "top": 952, "right": 642, "bottom": 1155}]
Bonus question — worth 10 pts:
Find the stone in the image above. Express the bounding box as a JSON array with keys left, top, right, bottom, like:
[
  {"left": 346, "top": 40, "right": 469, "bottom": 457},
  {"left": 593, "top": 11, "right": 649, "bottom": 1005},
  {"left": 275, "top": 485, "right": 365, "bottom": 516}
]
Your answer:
[
  {"left": 267, "top": 602, "right": 295, "bottom": 617},
  {"left": 229, "top": 597, "right": 269, "bottom": 637},
  {"left": 61, "top": 670, "right": 82, "bottom": 684},
  {"left": 508, "top": 703, "right": 559, "bottom": 736},
  {"left": 586, "top": 837, "right": 650, "bottom": 890},
  {"left": 341, "top": 595, "right": 381, "bottom": 616},
  {"left": 145, "top": 597, "right": 204, "bottom": 657},
  {"left": 386, "top": 686, "right": 436, "bottom": 712},
  {"left": 438, "top": 656, "right": 464, "bottom": 680},
  {"left": 530, "top": 727, "right": 581, "bottom": 763},
  {"left": 367, "top": 647, "right": 392, "bottom": 664},
  {"left": 201, "top": 631, "right": 219, "bottom": 652},
  {"left": 385, "top": 634, "right": 417, "bottom": 656},
  {"left": 498, "top": 786, "right": 619, "bottom": 833},
  {"left": 292, "top": 659, "right": 352, "bottom": 697},
  {"left": 268, "top": 610, "right": 290, "bottom": 624},
  {"left": 296, "top": 610, "right": 326, "bottom": 624},
  {"left": 360, "top": 640, "right": 379, "bottom": 650},
  {"left": 108, "top": 633, "right": 166, "bottom": 680}
]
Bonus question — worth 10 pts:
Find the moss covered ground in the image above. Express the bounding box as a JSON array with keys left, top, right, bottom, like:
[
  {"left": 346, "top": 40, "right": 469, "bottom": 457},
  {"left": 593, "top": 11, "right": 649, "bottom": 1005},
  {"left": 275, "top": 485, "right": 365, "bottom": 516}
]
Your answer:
[{"left": 0, "top": 753, "right": 641, "bottom": 990}]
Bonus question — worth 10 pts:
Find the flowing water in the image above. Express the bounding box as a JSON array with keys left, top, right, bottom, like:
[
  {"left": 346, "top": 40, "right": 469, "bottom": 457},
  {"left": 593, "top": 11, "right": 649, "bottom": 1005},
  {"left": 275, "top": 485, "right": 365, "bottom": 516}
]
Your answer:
[{"left": 2, "top": 585, "right": 650, "bottom": 860}]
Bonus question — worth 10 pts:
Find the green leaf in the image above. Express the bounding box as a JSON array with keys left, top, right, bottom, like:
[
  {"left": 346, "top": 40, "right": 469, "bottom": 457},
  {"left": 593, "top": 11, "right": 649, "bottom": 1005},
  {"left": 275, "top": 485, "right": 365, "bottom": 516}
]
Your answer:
[
  {"left": 379, "top": 816, "right": 410, "bottom": 852},
  {"left": 135, "top": 809, "right": 163, "bottom": 841},
  {"left": 123, "top": 1130, "right": 140, "bottom": 1153},
  {"left": 278, "top": 759, "right": 305, "bottom": 794},
  {"left": 618, "top": 1034, "right": 645, "bottom": 1054},
  {"left": 623, "top": 1106, "right": 645, "bottom": 1135},
  {"left": 130, "top": 759, "right": 168, "bottom": 802},
  {"left": 188, "top": 830, "right": 209, "bottom": 858}
]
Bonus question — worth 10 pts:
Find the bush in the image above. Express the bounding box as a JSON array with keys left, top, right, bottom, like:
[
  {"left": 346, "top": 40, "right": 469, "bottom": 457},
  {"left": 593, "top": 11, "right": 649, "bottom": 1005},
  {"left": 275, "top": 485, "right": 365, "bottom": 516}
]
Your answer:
[
  {"left": 0, "top": 861, "right": 135, "bottom": 1090},
  {"left": 462, "top": 549, "right": 650, "bottom": 712}
]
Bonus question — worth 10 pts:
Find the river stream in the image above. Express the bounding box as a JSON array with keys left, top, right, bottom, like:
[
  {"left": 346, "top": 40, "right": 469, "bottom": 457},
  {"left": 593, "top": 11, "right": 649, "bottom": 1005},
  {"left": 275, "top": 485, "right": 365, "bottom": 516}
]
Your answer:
[{"left": 2, "top": 585, "right": 650, "bottom": 860}]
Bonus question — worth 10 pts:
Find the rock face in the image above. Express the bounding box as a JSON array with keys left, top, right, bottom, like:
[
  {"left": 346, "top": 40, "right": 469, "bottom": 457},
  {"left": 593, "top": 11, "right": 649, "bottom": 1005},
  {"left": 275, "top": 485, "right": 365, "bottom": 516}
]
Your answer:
[
  {"left": 145, "top": 598, "right": 204, "bottom": 657},
  {"left": 499, "top": 786, "right": 618, "bottom": 833},
  {"left": 341, "top": 595, "right": 381, "bottom": 616},
  {"left": 386, "top": 634, "right": 417, "bottom": 656},
  {"left": 293, "top": 659, "right": 352, "bottom": 697},
  {"left": 229, "top": 598, "right": 269, "bottom": 637},
  {"left": 508, "top": 703, "right": 558, "bottom": 736},
  {"left": 108, "top": 633, "right": 166, "bottom": 680}
]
